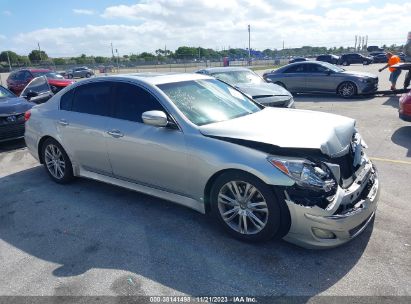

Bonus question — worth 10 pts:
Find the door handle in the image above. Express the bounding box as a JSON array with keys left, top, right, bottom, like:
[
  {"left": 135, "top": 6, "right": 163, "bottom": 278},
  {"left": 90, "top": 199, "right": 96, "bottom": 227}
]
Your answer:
[
  {"left": 107, "top": 129, "right": 124, "bottom": 138},
  {"left": 58, "top": 119, "right": 69, "bottom": 126}
]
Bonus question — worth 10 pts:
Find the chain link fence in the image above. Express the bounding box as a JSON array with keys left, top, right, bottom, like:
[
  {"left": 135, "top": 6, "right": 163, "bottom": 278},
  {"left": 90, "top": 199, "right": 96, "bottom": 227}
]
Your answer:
[{"left": 0, "top": 57, "right": 289, "bottom": 87}]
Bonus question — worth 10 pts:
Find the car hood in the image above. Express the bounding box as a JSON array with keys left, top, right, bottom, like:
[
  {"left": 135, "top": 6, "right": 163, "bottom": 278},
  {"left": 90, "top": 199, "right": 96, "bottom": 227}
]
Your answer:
[
  {"left": 234, "top": 82, "right": 291, "bottom": 98},
  {"left": 340, "top": 70, "right": 377, "bottom": 78},
  {"left": 199, "top": 107, "right": 356, "bottom": 157},
  {"left": 0, "top": 97, "right": 34, "bottom": 115}
]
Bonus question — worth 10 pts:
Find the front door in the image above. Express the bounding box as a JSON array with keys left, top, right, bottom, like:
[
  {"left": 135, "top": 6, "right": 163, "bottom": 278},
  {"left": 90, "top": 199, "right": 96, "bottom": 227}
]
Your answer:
[
  {"left": 304, "top": 63, "right": 338, "bottom": 93},
  {"left": 105, "top": 81, "right": 189, "bottom": 195}
]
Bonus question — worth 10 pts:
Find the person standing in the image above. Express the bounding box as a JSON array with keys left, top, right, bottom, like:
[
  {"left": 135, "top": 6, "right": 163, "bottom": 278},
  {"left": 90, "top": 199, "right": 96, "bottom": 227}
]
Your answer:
[{"left": 378, "top": 52, "right": 401, "bottom": 90}]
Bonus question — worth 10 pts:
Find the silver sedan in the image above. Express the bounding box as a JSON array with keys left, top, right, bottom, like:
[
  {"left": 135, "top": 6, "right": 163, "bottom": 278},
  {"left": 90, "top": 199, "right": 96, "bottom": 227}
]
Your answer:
[
  {"left": 25, "top": 73, "right": 379, "bottom": 248},
  {"left": 263, "top": 61, "right": 378, "bottom": 98},
  {"left": 196, "top": 67, "right": 294, "bottom": 108}
]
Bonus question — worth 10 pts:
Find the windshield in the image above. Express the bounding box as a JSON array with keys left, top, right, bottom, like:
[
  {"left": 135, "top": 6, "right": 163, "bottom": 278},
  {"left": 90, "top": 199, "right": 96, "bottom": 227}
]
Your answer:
[
  {"left": 211, "top": 70, "right": 264, "bottom": 85},
  {"left": 0, "top": 86, "right": 16, "bottom": 99},
  {"left": 158, "top": 79, "right": 261, "bottom": 126},
  {"left": 320, "top": 62, "right": 345, "bottom": 72}
]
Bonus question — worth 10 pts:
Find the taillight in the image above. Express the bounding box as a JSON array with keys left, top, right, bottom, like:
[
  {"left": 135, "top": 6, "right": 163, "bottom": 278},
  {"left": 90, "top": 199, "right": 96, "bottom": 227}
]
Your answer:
[{"left": 24, "top": 110, "right": 31, "bottom": 121}]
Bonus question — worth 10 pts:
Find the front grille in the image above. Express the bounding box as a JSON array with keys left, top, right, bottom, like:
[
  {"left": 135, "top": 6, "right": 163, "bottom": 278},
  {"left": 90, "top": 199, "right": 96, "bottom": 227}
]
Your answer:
[
  {"left": 265, "top": 100, "right": 289, "bottom": 107},
  {"left": 0, "top": 113, "right": 25, "bottom": 126},
  {"left": 0, "top": 123, "right": 25, "bottom": 141}
]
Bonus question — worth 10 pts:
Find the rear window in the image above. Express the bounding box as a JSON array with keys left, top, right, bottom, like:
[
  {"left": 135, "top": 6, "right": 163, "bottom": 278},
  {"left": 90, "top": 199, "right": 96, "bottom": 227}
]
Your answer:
[{"left": 71, "top": 82, "right": 111, "bottom": 116}]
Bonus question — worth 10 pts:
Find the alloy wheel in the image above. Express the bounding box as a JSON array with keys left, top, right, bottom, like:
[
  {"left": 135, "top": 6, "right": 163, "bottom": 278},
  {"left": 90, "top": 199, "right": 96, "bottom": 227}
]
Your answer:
[
  {"left": 44, "top": 144, "right": 66, "bottom": 179},
  {"left": 338, "top": 82, "right": 355, "bottom": 97},
  {"left": 217, "top": 181, "right": 269, "bottom": 235}
]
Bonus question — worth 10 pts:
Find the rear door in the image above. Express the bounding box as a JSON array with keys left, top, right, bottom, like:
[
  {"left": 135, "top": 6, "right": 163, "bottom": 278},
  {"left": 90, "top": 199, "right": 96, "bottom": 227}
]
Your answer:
[
  {"left": 105, "top": 81, "right": 189, "bottom": 195},
  {"left": 57, "top": 81, "right": 113, "bottom": 175}
]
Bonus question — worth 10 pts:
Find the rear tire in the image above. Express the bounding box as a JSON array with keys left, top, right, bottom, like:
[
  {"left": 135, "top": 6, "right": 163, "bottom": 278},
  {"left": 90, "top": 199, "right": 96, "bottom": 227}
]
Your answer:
[
  {"left": 342, "top": 61, "right": 349, "bottom": 66},
  {"left": 41, "top": 138, "right": 74, "bottom": 184},
  {"left": 210, "top": 171, "right": 283, "bottom": 242},
  {"left": 337, "top": 81, "right": 357, "bottom": 98}
]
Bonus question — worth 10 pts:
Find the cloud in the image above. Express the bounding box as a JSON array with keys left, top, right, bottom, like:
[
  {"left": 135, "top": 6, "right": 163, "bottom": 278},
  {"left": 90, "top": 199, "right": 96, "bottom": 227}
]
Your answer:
[
  {"left": 73, "top": 9, "right": 95, "bottom": 15},
  {"left": 3, "top": 10, "right": 12, "bottom": 16},
  {"left": 8, "top": 0, "right": 410, "bottom": 57}
]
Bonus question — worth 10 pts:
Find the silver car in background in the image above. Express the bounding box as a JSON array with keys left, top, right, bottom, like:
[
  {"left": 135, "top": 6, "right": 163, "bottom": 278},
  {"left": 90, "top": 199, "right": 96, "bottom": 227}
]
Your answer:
[
  {"left": 197, "top": 67, "right": 294, "bottom": 108},
  {"left": 66, "top": 67, "right": 94, "bottom": 79},
  {"left": 263, "top": 61, "right": 378, "bottom": 98},
  {"left": 25, "top": 73, "right": 379, "bottom": 249}
]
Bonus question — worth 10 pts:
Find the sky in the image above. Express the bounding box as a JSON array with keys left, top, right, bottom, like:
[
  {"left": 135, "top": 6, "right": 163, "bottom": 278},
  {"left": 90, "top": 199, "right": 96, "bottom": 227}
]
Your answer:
[{"left": 0, "top": 0, "right": 409, "bottom": 57}]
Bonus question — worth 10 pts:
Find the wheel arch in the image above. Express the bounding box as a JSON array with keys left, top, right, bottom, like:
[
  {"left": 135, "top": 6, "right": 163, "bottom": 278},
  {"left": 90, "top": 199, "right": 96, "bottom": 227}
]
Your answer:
[
  {"left": 203, "top": 168, "right": 291, "bottom": 238},
  {"left": 38, "top": 135, "right": 53, "bottom": 164},
  {"left": 37, "top": 135, "right": 69, "bottom": 164}
]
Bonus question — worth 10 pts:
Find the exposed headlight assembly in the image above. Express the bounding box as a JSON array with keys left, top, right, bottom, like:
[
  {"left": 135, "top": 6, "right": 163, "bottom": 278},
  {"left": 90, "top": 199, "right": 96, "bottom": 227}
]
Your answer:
[{"left": 268, "top": 157, "right": 336, "bottom": 192}]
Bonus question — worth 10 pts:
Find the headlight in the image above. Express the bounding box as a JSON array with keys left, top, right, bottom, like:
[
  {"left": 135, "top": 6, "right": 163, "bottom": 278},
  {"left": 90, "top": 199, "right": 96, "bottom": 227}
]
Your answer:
[
  {"left": 360, "top": 78, "right": 372, "bottom": 83},
  {"left": 268, "top": 157, "right": 336, "bottom": 192}
]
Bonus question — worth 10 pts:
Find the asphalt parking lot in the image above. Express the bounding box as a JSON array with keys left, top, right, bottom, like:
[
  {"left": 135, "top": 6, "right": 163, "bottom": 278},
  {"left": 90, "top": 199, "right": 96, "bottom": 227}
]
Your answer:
[{"left": 0, "top": 63, "right": 410, "bottom": 299}]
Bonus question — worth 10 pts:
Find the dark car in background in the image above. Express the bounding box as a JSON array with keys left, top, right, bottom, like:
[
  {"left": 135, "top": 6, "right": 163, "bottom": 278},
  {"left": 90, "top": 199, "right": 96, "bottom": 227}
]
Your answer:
[
  {"left": 338, "top": 53, "right": 373, "bottom": 66},
  {"left": 6, "top": 69, "right": 74, "bottom": 96},
  {"left": 398, "top": 52, "right": 406, "bottom": 62},
  {"left": 0, "top": 85, "right": 34, "bottom": 142},
  {"left": 263, "top": 61, "right": 378, "bottom": 98},
  {"left": 372, "top": 53, "right": 388, "bottom": 63},
  {"left": 196, "top": 67, "right": 294, "bottom": 108},
  {"left": 316, "top": 54, "right": 339, "bottom": 64},
  {"left": 65, "top": 67, "right": 94, "bottom": 79},
  {"left": 289, "top": 57, "right": 308, "bottom": 64}
]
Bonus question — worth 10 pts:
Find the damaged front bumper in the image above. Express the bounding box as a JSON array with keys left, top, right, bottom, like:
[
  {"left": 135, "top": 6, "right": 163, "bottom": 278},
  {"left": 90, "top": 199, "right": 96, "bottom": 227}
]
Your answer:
[{"left": 282, "top": 161, "right": 379, "bottom": 249}]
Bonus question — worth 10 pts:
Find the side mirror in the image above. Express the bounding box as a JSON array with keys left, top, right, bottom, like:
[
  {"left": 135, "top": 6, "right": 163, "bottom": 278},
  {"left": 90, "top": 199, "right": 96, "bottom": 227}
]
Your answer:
[
  {"left": 25, "top": 90, "right": 38, "bottom": 100},
  {"left": 142, "top": 110, "right": 168, "bottom": 127}
]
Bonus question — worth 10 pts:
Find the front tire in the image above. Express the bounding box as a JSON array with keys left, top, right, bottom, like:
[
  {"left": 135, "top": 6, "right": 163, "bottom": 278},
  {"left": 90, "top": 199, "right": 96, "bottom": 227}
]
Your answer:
[
  {"left": 67, "top": 74, "right": 73, "bottom": 79},
  {"left": 337, "top": 81, "right": 357, "bottom": 98},
  {"left": 210, "top": 171, "right": 282, "bottom": 242},
  {"left": 86, "top": 73, "right": 91, "bottom": 78},
  {"left": 41, "top": 138, "right": 74, "bottom": 184}
]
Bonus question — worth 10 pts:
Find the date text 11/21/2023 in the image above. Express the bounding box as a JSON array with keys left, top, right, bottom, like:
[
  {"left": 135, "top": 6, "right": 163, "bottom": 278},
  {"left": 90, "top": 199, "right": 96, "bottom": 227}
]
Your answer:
[{"left": 149, "top": 296, "right": 257, "bottom": 303}]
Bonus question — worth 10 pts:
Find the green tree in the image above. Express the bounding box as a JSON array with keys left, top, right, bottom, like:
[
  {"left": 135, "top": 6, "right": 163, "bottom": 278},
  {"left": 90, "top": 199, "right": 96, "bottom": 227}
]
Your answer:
[
  {"left": 0, "top": 51, "right": 19, "bottom": 64},
  {"left": 28, "top": 49, "right": 49, "bottom": 61},
  {"left": 52, "top": 58, "right": 66, "bottom": 65},
  {"left": 95, "top": 56, "right": 107, "bottom": 64}
]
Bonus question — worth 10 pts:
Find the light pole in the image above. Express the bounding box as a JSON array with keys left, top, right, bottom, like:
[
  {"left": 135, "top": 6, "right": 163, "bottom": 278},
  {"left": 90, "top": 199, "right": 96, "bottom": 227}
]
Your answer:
[
  {"left": 6, "top": 51, "right": 11, "bottom": 71},
  {"left": 248, "top": 25, "right": 251, "bottom": 65},
  {"left": 115, "top": 49, "right": 120, "bottom": 72}
]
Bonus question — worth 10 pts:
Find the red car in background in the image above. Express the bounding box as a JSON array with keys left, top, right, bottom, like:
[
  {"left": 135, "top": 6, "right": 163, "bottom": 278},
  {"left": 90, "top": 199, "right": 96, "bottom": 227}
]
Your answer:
[
  {"left": 399, "top": 91, "right": 411, "bottom": 122},
  {"left": 6, "top": 68, "right": 74, "bottom": 96}
]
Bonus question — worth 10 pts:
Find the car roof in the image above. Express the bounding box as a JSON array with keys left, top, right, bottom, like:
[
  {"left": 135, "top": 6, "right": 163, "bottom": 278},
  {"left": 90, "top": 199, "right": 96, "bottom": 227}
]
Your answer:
[
  {"left": 198, "top": 67, "right": 252, "bottom": 73},
  {"left": 109, "top": 72, "right": 211, "bottom": 85},
  {"left": 28, "top": 68, "right": 52, "bottom": 72}
]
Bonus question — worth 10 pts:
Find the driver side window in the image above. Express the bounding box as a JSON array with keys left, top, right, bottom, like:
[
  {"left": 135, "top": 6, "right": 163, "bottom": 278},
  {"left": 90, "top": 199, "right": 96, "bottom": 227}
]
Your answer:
[{"left": 112, "top": 82, "right": 165, "bottom": 123}]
